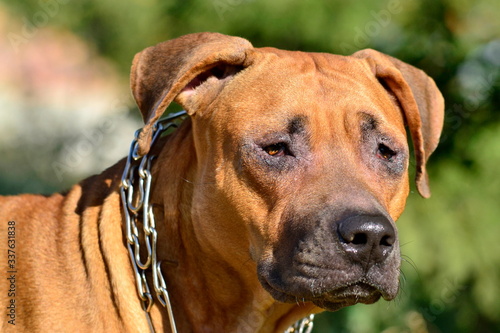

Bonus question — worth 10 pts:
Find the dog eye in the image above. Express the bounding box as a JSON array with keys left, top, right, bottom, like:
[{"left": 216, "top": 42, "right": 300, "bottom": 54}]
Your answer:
[
  {"left": 264, "top": 143, "right": 288, "bottom": 156},
  {"left": 377, "top": 143, "right": 397, "bottom": 161}
]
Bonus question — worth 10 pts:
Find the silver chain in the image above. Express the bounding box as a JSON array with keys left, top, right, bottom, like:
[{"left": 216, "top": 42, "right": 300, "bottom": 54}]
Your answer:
[
  {"left": 120, "top": 110, "right": 314, "bottom": 333},
  {"left": 284, "top": 315, "right": 315, "bottom": 333},
  {"left": 120, "top": 110, "right": 186, "bottom": 333}
]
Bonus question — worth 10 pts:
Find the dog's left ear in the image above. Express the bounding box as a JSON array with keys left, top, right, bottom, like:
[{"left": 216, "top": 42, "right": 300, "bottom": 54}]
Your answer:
[
  {"left": 353, "top": 49, "right": 444, "bottom": 198},
  {"left": 130, "top": 32, "right": 253, "bottom": 155}
]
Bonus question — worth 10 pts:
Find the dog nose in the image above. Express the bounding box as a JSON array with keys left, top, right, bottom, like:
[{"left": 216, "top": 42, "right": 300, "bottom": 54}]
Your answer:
[{"left": 337, "top": 214, "right": 396, "bottom": 264}]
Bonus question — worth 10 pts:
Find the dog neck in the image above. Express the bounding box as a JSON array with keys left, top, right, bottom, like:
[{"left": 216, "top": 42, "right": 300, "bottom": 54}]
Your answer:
[{"left": 147, "top": 119, "right": 317, "bottom": 332}]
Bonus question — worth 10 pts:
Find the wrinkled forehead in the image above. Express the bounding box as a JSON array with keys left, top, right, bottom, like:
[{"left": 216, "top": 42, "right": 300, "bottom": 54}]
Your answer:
[{"left": 213, "top": 47, "right": 405, "bottom": 136}]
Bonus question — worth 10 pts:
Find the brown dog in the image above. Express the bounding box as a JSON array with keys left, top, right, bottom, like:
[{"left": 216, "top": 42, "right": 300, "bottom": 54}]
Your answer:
[{"left": 0, "top": 32, "right": 443, "bottom": 332}]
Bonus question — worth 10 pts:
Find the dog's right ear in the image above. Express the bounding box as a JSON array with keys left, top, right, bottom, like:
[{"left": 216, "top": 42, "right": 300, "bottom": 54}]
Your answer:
[{"left": 130, "top": 32, "right": 253, "bottom": 156}]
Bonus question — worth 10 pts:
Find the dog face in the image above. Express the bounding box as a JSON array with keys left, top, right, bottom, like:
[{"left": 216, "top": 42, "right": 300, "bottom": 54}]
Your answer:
[
  {"left": 181, "top": 50, "right": 407, "bottom": 309},
  {"left": 131, "top": 33, "right": 444, "bottom": 312}
]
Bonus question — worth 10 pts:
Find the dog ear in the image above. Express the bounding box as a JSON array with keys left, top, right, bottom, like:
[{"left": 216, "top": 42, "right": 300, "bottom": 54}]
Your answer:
[
  {"left": 130, "top": 32, "right": 253, "bottom": 155},
  {"left": 352, "top": 49, "right": 444, "bottom": 198}
]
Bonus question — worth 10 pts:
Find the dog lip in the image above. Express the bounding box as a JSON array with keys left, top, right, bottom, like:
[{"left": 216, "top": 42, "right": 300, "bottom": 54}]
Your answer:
[
  {"left": 258, "top": 260, "right": 397, "bottom": 307},
  {"left": 259, "top": 271, "right": 389, "bottom": 308},
  {"left": 312, "top": 282, "right": 383, "bottom": 311},
  {"left": 258, "top": 273, "right": 299, "bottom": 303}
]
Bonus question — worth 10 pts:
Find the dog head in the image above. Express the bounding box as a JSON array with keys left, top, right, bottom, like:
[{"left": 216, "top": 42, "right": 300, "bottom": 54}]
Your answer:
[{"left": 130, "top": 32, "right": 444, "bottom": 311}]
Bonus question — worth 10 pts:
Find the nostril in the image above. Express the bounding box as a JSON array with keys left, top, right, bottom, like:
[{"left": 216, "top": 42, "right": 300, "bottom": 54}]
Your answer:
[
  {"left": 380, "top": 234, "right": 394, "bottom": 247},
  {"left": 351, "top": 233, "right": 368, "bottom": 245}
]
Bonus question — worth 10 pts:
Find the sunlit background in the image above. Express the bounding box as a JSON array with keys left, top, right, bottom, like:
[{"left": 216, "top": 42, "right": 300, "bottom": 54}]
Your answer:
[{"left": 0, "top": 0, "right": 499, "bottom": 332}]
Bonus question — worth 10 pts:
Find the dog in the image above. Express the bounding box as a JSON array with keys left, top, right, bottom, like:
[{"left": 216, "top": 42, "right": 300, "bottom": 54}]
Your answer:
[{"left": 0, "top": 32, "right": 444, "bottom": 332}]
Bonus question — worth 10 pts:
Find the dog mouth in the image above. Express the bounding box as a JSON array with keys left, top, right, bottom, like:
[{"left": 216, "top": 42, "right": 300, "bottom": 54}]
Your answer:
[
  {"left": 259, "top": 273, "right": 389, "bottom": 310},
  {"left": 311, "top": 282, "right": 383, "bottom": 311}
]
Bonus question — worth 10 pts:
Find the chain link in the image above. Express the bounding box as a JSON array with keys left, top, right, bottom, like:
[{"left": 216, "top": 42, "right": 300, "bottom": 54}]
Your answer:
[
  {"left": 120, "top": 110, "right": 314, "bottom": 333},
  {"left": 284, "top": 314, "right": 315, "bottom": 333}
]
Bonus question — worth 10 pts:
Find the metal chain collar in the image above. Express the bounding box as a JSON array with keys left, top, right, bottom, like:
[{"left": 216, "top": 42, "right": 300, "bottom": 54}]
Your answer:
[
  {"left": 120, "top": 110, "right": 186, "bottom": 333},
  {"left": 284, "top": 315, "right": 315, "bottom": 333},
  {"left": 120, "top": 110, "right": 314, "bottom": 333}
]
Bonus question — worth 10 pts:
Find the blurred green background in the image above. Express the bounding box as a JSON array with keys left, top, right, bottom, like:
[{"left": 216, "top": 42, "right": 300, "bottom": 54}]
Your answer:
[{"left": 0, "top": 0, "right": 499, "bottom": 332}]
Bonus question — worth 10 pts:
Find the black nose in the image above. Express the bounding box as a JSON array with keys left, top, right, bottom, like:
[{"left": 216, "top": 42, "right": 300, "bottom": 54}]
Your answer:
[{"left": 337, "top": 214, "right": 396, "bottom": 264}]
